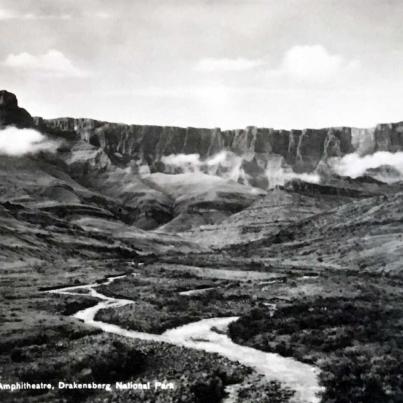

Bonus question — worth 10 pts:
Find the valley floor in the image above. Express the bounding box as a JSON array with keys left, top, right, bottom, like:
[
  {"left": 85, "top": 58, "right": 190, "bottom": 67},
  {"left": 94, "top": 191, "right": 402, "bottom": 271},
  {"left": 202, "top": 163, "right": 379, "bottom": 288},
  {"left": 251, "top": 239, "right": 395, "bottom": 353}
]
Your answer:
[{"left": 1, "top": 255, "right": 402, "bottom": 402}]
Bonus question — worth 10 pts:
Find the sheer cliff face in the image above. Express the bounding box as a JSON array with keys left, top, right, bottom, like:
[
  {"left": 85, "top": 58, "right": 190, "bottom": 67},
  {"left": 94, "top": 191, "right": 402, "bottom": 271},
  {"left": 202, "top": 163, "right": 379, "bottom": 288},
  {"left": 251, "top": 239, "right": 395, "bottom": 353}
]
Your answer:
[
  {"left": 0, "top": 90, "right": 34, "bottom": 129},
  {"left": 34, "top": 116, "right": 403, "bottom": 176},
  {"left": 1, "top": 89, "right": 402, "bottom": 190}
]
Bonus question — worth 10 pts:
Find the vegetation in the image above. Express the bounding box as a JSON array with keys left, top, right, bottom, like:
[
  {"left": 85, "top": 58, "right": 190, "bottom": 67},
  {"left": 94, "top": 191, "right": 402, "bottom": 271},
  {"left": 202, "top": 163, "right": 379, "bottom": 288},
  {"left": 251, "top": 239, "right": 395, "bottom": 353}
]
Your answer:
[
  {"left": 95, "top": 275, "right": 251, "bottom": 333},
  {"left": 228, "top": 274, "right": 403, "bottom": 403}
]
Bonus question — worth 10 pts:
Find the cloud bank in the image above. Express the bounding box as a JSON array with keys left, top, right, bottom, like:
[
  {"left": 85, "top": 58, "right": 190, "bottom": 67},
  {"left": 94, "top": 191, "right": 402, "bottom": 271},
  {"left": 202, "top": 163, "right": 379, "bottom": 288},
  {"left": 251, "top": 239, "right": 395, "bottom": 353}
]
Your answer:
[
  {"left": 161, "top": 151, "right": 245, "bottom": 182},
  {"left": 329, "top": 151, "right": 403, "bottom": 180},
  {"left": 161, "top": 151, "right": 320, "bottom": 189},
  {"left": 0, "top": 127, "right": 59, "bottom": 156}
]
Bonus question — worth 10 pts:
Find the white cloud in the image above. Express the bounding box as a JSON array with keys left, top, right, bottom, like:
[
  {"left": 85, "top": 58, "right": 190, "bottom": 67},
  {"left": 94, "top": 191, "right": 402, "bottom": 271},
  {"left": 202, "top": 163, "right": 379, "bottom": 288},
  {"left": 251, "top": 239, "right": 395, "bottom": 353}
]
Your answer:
[
  {"left": 0, "top": 127, "right": 59, "bottom": 156},
  {"left": 194, "top": 46, "right": 358, "bottom": 84},
  {"left": 160, "top": 151, "right": 320, "bottom": 188},
  {"left": 93, "top": 11, "right": 112, "bottom": 19},
  {"left": 0, "top": 8, "right": 72, "bottom": 20},
  {"left": 23, "top": 13, "right": 72, "bottom": 20},
  {"left": 329, "top": 151, "right": 403, "bottom": 178},
  {"left": 4, "top": 50, "right": 86, "bottom": 78},
  {"left": 161, "top": 152, "right": 244, "bottom": 180},
  {"left": 0, "top": 8, "right": 14, "bottom": 19},
  {"left": 161, "top": 153, "right": 201, "bottom": 170},
  {"left": 279, "top": 45, "right": 359, "bottom": 82},
  {"left": 196, "top": 57, "right": 262, "bottom": 73}
]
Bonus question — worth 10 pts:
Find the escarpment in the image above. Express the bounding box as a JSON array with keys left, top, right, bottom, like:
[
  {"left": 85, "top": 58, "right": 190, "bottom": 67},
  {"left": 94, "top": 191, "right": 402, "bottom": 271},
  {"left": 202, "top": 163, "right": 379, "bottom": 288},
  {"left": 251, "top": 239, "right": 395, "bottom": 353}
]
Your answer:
[
  {"left": 2, "top": 90, "right": 403, "bottom": 233},
  {"left": 33, "top": 116, "right": 403, "bottom": 176}
]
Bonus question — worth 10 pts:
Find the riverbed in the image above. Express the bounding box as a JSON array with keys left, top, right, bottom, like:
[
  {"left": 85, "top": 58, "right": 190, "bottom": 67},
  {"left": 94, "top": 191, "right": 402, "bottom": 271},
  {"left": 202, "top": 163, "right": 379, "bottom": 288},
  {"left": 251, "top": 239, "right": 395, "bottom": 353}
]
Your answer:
[{"left": 49, "top": 274, "right": 322, "bottom": 403}]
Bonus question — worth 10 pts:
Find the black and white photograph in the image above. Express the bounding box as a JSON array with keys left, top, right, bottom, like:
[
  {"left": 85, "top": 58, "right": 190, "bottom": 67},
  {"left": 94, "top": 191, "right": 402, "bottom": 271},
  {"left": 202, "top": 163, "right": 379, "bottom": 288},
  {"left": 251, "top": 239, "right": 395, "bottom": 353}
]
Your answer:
[{"left": 1, "top": 1, "right": 403, "bottom": 402}]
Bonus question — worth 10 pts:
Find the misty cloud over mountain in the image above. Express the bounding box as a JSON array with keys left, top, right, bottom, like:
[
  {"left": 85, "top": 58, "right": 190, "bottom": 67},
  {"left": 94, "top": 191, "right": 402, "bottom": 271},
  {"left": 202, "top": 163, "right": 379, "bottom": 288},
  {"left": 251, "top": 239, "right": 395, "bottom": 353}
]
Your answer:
[
  {"left": 329, "top": 151, "right": 403, "bottom": 180},
  {"left": 0, "top": 126, "right": 59, "bottom": 156},
  {"left": 161, "top": 151, "right": 321, "bottom": 188}
]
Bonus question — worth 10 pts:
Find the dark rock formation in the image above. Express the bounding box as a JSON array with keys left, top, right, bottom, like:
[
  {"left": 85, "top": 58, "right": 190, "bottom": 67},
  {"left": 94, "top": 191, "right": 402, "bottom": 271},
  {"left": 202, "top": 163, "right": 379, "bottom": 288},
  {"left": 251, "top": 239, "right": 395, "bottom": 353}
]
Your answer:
[
  {"left": 0, "top": 90, "right": 34, "bottom": 128},
  {"left": 33, "top": 116, "right": 403, "bottom": 176}
]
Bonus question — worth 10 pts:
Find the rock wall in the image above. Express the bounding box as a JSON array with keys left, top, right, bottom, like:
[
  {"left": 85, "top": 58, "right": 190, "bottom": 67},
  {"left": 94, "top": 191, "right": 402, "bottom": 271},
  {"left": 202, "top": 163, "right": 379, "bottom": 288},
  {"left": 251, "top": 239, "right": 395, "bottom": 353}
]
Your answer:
[
  {"left": 0, "top": 90, "right": 34, "bottom": 128},
  {"left": 1, "top": 90, "right": 402, "bottom": 176},
  {"left": 34, "top": 116, "right": 403, "bottom": 173}
]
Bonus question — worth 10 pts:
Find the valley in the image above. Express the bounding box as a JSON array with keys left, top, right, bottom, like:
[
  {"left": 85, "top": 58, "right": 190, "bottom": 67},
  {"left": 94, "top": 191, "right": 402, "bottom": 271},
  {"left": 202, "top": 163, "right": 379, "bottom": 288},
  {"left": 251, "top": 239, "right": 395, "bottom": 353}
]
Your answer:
[{"left": 0, "top": 90, "right": 403, "bottom": 402}]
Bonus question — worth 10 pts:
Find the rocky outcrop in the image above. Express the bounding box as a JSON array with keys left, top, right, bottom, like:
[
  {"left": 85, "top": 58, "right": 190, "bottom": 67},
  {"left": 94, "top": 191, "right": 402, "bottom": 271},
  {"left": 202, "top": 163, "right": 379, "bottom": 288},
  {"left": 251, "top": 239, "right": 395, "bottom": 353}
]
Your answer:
[{"left": 0, "top": 90, "right": 34, "bottom": 128}]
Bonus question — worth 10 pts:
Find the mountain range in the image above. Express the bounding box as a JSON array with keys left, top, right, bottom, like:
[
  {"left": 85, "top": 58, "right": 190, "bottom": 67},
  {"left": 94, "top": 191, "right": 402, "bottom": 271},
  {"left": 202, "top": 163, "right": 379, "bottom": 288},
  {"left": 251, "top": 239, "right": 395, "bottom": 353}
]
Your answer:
[{"left": 0, "top": 89, "right": 402, "bottom": 273}]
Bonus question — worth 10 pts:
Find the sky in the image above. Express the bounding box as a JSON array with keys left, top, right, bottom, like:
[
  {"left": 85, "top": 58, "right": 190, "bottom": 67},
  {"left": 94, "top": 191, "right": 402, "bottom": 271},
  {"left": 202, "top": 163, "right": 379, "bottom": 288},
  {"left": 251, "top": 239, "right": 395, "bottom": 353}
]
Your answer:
[{"left": 1, "top": 0, "right": 403, "bottom": 129}]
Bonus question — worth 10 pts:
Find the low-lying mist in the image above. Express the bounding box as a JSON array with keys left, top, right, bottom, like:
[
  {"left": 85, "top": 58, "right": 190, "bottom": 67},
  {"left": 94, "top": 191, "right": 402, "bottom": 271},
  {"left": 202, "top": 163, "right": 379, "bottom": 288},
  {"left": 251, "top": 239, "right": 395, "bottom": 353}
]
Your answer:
[
  {"left": 161, "top": 151, "right": 245, "bottom": 182},
  {"left": 161, "top": 151, "right": 320, "bottom": 189},
  {"left": 329, "top": 151, "right": 403, "bottom": 181},
  {"left": 0, "top": 126, "right": 59, "bottom": 156},
  {"left": 159, "top": 149, "right": 403, "bottom": 189}
]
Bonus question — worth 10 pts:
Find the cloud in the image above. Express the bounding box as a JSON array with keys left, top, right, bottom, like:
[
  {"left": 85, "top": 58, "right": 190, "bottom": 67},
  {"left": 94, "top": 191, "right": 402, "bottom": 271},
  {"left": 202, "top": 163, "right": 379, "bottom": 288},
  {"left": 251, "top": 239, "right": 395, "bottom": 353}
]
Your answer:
[
  {"left": 160, "top": 151, "right": 320, "bottom": 188},
  {"left": 278, "top": 45, "right": 359, "bottom": 82},
  {"left": 265, "top": 155, "right": 320, "bottom": 187},
  {"left": 0, "top": 8, "right": 14, "bottom": 19},
  {"left": 161, "top": 152, "right": 245, "bottom": 181},
  {"left": 23, "top": 13, "right": 72, "bottom": 20},
  {"left": 196, "top": 57, "right": 262, "bottom": 73},
  {"left": 4, "top": 50, "right": 86, "bottom": 77},
  {"left": 329, "top": 151, "right": 403, "bottom": 179},
  {"left": 161, "top": 153, "right": 201, "bottom": 171},
  {"left": 0, "top": 8, "right": 72, "bottom": 20},
  {"left": 93, "top": 11, "right": 112, "bottom": 19},
  {"left": 0, "top": 7, "right": 111, "bottom": 20},
  {"left": 195, "top": 46, "right": 358, "bottom": 82},
  {"left": 0, "top": 127, "right": 60, "bottom": 156}
]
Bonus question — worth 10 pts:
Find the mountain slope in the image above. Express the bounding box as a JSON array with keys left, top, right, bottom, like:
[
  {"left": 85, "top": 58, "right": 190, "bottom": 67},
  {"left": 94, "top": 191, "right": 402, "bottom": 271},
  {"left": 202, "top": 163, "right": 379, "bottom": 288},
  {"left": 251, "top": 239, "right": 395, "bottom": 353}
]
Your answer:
[
  {"left": 184, "top": 176, "right": 396, "bottom": 248},
  {"left": 1, "top": 90, "right": 402, "bottom": 267},
  {"left": 236, "top": 188, "right": 403, "bottom": 274}
]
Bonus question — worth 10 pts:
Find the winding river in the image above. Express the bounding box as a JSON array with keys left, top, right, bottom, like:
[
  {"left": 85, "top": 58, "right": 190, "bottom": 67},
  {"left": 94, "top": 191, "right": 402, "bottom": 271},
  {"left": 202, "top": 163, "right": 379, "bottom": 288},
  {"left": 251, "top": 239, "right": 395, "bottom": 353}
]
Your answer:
[{"left": 49, "top": 274, "right": 322, "bottom": 403}]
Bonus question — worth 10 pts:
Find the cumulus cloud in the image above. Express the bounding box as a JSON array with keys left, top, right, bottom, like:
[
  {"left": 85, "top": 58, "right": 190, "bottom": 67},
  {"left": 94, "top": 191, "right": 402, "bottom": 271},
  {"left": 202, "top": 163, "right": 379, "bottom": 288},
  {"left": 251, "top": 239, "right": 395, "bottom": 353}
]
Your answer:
[
  {"left": 4, "top": 49, "right": 86, "bottom": 77},
  {"left": 196, "top": 57, "right": 262, "bottom": 73},
  {"left": 329, "top": 151, "right": 403, "bottom": 179},
  {"left": 195, "top": 45, "right": 357, "bottom": 82},
  {"left": 278, "top": 45, "right": 359, "bottom": 82},
  {"left": 0, "top": 127, "right": 59, "bottom": 156}
]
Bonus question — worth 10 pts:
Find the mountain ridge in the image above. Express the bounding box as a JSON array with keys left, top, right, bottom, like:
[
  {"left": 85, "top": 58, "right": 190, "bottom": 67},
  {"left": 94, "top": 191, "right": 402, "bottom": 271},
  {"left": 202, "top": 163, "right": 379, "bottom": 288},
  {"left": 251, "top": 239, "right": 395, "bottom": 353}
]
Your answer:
[
  {"left": 1, "top": 89, "right": 402, "bottom": 185},
  {"left": 34, "top": 115, "right": 403, "bottom": 175}
]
